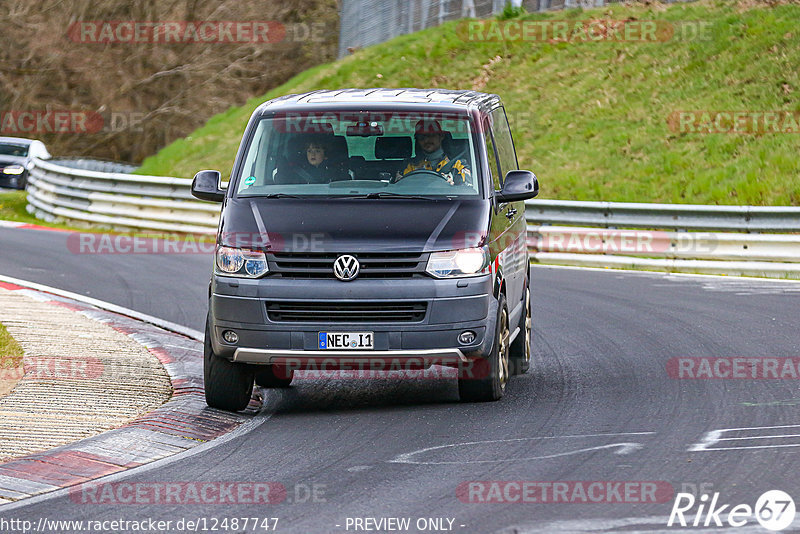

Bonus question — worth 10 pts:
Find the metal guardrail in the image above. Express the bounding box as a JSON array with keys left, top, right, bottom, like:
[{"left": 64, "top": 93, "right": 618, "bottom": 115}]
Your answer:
[
  {"left": 526, "top": 199, "right": 800, "bottom": 232},
  {"left": 527, "top": 225, "right": 800, "bottom": 277},
  {"left": 526, "top": 202, "right": 800, "bottom": 278},
  {"left": 49, "top": 158, "right": 138, "bottom": 174},
  {"left": 529, "top": 253, "right": 800, "bottom": 278},
  {"left": 27, "top": 157, "right": 219, "bottom": 234},
  {"left": 24, "top": 158, "right": 800, "bottom": 278}
]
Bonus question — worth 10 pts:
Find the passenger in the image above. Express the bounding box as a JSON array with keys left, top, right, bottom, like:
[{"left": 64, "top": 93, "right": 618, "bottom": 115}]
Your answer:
[
  {"left": 276, "top": 138, "right": 348, "bottom": 184},
  {"left": 396, "top": 120, "right": 471, "bottom": 185}
]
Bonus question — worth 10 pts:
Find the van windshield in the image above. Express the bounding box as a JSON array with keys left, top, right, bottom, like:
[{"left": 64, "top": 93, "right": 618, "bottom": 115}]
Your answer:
[
  {"left": 0, "top": 143, "right": 28, "bottom": 157},
  {"left": 235, "top": 111, "right": 481, "bottom": 198}
]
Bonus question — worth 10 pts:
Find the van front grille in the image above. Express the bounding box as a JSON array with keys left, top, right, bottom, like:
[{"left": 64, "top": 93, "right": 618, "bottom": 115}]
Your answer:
[
  {"left": 266, "top": 301, "right": 427, "bottom": 323},
  {"left": 267, "top": 252, "right": 428, "bottom": 279}
]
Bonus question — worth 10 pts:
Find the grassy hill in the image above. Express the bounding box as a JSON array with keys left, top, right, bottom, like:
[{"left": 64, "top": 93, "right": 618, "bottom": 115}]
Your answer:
[{"left": 137, "top": 0, "right": 800, "bottom": 205}]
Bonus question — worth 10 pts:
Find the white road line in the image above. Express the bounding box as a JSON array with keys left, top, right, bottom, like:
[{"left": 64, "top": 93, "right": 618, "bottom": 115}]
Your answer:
[
  {"left": 718, "top": 434, "right": 800, "bottom": 441},
  {"left": 709, "top": 423, "right": 800, "bottom": 432},
  {"left": 695, "top": 443, "right": 800, "bottom": 451},
  {"left": 0, "top": 274, "right": 203, "bottom": 341},
  {"left": 690, "top": 424, "right": 800, "bottom": 452},
  {"left": 390, "top": 432, "right": 655, "bottom": 465}
]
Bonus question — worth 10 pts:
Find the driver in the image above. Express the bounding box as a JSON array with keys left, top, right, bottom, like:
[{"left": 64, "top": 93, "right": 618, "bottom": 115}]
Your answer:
[{"left": 395, "top": 120, "right": 471, "bottom": 185}]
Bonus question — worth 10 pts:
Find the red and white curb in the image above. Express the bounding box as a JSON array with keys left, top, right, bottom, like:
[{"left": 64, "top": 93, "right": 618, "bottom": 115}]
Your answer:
[
  {"left": 0, "top": 279, "right": 263, "bottom": 506},
  {"left": 0, "top": 220, "right": 71, "bottom": 232}
]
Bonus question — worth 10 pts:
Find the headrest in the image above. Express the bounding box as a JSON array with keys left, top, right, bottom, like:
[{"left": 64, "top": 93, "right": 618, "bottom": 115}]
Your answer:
[
  {"left": 375, "top": 136, "right": 412, "bottom": 159},
  {"left": 327, "top": 135, "right": 348, "bottom": 161},
  {"left": 445, "top": 137, "right": 469, "bottom": 157}
]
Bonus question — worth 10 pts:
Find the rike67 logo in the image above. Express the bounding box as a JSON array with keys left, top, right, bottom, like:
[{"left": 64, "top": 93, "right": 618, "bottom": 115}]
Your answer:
[{"left": 668, "top": 490, "right": 796, "bottom": 531}]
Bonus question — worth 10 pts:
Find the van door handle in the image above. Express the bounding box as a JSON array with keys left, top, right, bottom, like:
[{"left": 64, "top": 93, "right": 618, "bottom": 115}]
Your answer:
[{"left": 505, "top": 208, "right": 517, "bottom": 219}]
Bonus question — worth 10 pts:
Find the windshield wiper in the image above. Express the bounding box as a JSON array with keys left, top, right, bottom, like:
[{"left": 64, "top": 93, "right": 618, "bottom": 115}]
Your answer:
[
  {"left": 354, "top": 192, "right": 436, "bottom": 200},
  {"left": 261, "top": 193, "right": 303, "bottom": 198}
]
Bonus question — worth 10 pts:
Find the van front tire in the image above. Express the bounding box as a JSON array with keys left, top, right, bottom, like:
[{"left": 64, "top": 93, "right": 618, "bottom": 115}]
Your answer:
[
  {"left": 458, "top": 294, "right": 509, "bottom": 402},
  {"left": 204, "top": 320, "right": 254, "bottom": 412}
]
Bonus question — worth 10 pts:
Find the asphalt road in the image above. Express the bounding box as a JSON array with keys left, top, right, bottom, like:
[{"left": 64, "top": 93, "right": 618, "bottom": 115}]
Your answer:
[
  {"left": 2, "top": 225, "right": 800, "bottom": 533},
  {"left": 0, "top": 225, "right": 211, "bottom": 331}
]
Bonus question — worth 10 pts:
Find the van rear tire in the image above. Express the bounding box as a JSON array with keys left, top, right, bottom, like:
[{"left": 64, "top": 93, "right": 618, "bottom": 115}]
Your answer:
[{"left": 509, "top": 285, "right": 531, "bottom": 375}]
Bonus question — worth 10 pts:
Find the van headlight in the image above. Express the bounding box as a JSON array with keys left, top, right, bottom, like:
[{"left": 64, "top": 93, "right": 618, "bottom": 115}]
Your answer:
[
  {"left": 2, "top": 165, "right": 24, "bottom": 175},
  {"left": 426, "top": 246, "right": 490, "bottom": 278},
  {"left": 215, "top": 246, "right": 269, "bottom": 278}
]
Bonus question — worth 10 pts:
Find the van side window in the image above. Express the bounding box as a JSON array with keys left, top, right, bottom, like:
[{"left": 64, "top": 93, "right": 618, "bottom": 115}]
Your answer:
[
  {"left": 491, "top": 107, "right": 518, "bottom": 178},
  {"left": 484, "top": 118, "right": 502, "bottom": 190}
]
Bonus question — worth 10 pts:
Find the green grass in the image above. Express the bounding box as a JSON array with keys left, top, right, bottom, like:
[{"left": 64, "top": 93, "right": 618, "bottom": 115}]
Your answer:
[
  {"left": 0, "top": 190, "right": 46, "bottom": 225},
  {"left": 0, "top": 321, "right": 23, "bottom": 372},
  {"left": 0, "top": 190, "right": 94, "bottom": 231},
  {"left": 137, "top": 0, "right": 800, "bottom": 205},
  {"left": 0, "top": 321, "right": 23, "bottom": 396}
]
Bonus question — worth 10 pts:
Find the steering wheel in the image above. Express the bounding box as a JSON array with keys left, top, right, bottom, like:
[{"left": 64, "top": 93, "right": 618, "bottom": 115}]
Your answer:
[{"left": 392, "top": 169, "right": 451, "bottom": 184}]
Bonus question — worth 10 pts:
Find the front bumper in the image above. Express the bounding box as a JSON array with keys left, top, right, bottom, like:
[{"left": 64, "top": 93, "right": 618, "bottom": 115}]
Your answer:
[
  {"left": 0, "top": 172, "right": 24, "bottom": 189},
  {"left": 209, "top": 273, "right": 496, "bottom": 365},
  {"left": 234, "top": 348, "right": 468, "bottom": 368}
]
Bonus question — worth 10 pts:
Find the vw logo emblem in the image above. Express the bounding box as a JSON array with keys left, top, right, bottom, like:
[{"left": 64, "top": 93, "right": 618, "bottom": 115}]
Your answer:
[{"left": 333, "top": 255, "right": 360, "bottom": 281}]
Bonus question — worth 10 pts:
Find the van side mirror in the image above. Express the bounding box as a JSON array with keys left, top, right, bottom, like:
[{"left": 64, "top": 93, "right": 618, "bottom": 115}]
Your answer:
[
  {"left": 496, "top": 170, "right": 538, "bottom": 202},
  {"left": 191, "top": 170, "right": 225, "bottom": 202}
]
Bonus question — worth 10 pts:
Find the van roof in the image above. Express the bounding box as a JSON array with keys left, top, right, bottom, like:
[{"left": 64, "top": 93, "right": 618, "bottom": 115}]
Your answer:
[{"left": 256, "top": 88, "right": 503, "bottom": 114}]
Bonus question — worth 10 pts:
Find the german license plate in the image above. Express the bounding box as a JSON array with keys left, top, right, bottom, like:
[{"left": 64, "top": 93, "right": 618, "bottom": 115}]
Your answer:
[{"left": 319, "top": 332, "right": 374, "bottom": 350}]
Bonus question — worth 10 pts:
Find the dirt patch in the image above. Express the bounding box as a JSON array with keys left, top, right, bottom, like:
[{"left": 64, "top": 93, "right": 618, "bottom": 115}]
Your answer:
[{"left": 472, "top": 55, "right": 504, "bottom": 92}]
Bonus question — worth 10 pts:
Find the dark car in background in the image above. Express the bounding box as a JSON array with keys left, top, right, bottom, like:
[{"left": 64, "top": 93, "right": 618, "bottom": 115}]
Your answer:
[
  {"left": 0, "top": 137, "right": 51, "bottom": 190},
  {"left": 191, "top": 89, "right": 539, "bottom": 411}
]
